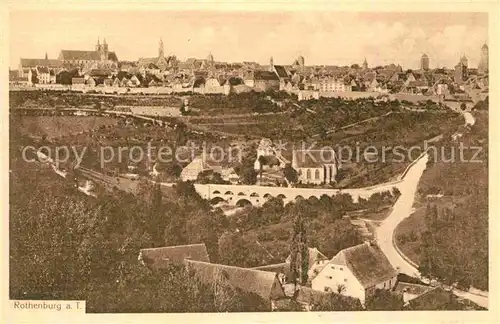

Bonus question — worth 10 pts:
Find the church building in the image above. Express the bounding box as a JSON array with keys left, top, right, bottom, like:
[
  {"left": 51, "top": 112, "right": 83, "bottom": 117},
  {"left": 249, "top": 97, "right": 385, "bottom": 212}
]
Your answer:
[{"left": 58, "top": 38, "right": 119, "bottom": 67}]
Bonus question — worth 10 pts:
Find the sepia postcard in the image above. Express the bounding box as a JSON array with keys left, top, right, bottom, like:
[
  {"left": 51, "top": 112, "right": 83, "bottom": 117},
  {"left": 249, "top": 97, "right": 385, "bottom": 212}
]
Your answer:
[{"left": 1, "top": 0, "right": 499, "bottom": 323}]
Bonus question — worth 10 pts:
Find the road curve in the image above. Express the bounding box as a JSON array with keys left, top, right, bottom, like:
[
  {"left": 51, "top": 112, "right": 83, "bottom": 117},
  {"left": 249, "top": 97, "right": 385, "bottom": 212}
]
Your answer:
[
  {"left": 375, "top": 151, "right": 489, "bottom": 309},
  {"left": 376, "top": 153, "right": 428, "bottom": 278}
]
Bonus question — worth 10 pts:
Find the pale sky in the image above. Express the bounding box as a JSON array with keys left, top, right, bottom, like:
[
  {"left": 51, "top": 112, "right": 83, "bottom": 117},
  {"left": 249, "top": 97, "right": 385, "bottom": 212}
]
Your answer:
[{"left": 9, "top": 11, "right": 488, "bottom": 69}]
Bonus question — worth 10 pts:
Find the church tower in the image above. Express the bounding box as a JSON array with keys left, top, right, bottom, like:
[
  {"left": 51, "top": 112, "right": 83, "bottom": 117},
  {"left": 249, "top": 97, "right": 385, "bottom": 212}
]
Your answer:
[
  {"left": 159, "top": 38, "right": 164, "bottom": 58},
  {"left": 362, "top": 58, "right": 368, "bottom": 70},
  {"left": 478, "top": 43, "right": 488, "bottom": 74},
  {"left": 101, "top": 38, "right": 109, "bottom": 61},
  {"left": 95, "top": 37, "right": 101, "bottom": 52},
  {"left": 269, "top": 56, "right": 274, "bottom": 72}
]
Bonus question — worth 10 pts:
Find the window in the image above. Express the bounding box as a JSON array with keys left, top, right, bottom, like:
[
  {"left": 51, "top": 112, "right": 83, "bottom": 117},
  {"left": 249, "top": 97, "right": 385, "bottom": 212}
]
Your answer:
[
  {"left": 344, "top": 278, "right": 348, "bottom": 283},
  {"left": 306, "top": 169, "right": 311, "bottom": 179},
  {"left": 315, "top": 169, "right": 320, "bottom": 179},
  {"left": 327, "top": 276, "right": 332, "bottom": 279},
  {"left": 339, "top": 267, "right": 343, "bottom": 271}
]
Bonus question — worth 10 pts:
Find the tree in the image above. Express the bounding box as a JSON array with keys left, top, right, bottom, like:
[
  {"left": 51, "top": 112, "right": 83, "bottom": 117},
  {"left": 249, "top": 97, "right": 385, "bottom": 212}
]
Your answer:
[
  {"left": 289, "top": 208, "right": 308, "bottom": 285},
  {"left": 56, "top": 71, "right": 72, "bottom": 85},
  {"left": 31, "top": 71, "right": 38, "bottom": 84},
  {"left": 312, "top": 293, "right": 363, "bottom": 311},
  {"left": 196, "top": 170, "right": 228, "bottom": 184},
  {"left": 257, "top": 155, "right": 266, "bottom": 183},
  {"left": 365, "top": 289, "right": 404, "bottom": 310},
  {"left": 235, "top": 163, "right": 257, "bottom": 185},
  {"left": 218, "top": 231, "right": 268, "bottom": 267},
  {"left": 283, "top": 164, "right": 298, "bottom": 185}
]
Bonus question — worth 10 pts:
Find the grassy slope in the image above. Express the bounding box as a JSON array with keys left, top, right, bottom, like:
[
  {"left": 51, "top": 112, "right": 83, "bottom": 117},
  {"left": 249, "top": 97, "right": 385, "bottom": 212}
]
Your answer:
[{"left": 12, "top": 115, "right": 118, "bottom": 139}]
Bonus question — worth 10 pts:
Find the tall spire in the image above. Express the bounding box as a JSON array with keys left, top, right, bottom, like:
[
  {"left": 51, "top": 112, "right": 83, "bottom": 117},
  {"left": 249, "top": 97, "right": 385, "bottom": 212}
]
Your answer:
[
  {"left": 159, "top": 37, "right": 164, "bottom": 58},
  {"left": 45, "top": 52, "right": 48, "bottom": 60},
  {"left": 103, "top": 37, "right": 107, "bottom": 45},
  {"left": 362, "top": 57, "right": 368, "bottom": 70},
  {"left": 97, "top": 37, "right": 100, "bottom": 45}
]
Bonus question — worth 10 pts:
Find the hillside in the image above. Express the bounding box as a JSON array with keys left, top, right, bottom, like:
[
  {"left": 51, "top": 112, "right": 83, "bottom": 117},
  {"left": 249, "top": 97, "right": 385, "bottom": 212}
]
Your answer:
[{"left": 395, "top": 106, "right": 488, "bottom": 291}]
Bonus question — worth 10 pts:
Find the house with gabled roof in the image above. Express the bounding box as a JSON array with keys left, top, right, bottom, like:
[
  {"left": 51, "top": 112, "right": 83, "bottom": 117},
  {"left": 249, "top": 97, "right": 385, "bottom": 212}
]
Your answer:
[
  {"left": 251, "top": 247, "right": 329, "bottom": 283},
  {"left": 285, "top": 247, "right": 329, "bottom": 281},
  {"left": 405, "top": 286, "right": 453, "bottom": 310},
  {"left": 184, "top": 259, "right": 286, "bottom": 308},
  {"left": 244, "top": 70, "right": 280, "bottom": 91},
  {"left": 393, "top": 282, "right": 433, "bottom": 304},
  {"left": 311, "top": 242, "right": 398, "bottom": 305},
  {"left": 86, "top": 77, "right": 96, "bottom": 87},
  {"left": 138, "top": 243, "right": 210, "bottom": 270},
  {"left": 112, "top": 77, "right": 121, "bottom": 87},
  {"left": 35, "top": 66, "right": 51, "bottom": 84}
]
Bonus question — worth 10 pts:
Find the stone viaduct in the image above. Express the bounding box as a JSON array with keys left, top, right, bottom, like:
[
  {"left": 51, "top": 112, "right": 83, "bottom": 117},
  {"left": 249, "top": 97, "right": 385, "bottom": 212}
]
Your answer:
[{"left": 192, "top": 181, "right": 401, "bottom": 207}]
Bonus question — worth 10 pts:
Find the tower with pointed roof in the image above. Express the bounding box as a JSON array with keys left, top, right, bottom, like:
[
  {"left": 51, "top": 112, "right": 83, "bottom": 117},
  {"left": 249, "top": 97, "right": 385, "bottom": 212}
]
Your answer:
[
  {"left": 159, "top": 38, "right": 164, "bottom": 58},
  {"left": 95, "top": 37, "right": 101, "bottom": 52},
  {"left": 362, "top": 58, "right": 368, "bottom": 70},
  {"left": 478, "top": 43, "right": 488, "bottom": 74}
]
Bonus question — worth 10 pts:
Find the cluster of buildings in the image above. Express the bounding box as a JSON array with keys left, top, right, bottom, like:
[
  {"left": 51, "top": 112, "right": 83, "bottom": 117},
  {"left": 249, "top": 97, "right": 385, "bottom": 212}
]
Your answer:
[
  {"left": 179, "top": 138, "right": 339, "bottom": 186},
  {"left": 138, "top": 242, "right": 454, "bottom": 310},
  {"left": 10, "top": 37, "right": 489, "bottom": 99}
]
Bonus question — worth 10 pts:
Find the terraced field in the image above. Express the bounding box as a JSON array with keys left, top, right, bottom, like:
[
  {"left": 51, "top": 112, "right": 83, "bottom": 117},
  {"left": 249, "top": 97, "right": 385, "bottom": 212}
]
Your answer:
[{"left": 11, "top": 115, "right": 119, "bottom": 139}]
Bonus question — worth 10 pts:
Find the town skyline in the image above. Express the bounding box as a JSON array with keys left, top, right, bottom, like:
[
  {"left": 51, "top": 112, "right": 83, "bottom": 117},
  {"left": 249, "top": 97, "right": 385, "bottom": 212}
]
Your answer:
[{"left": 10, "top": 11, "right": 488, "bottom": 69}]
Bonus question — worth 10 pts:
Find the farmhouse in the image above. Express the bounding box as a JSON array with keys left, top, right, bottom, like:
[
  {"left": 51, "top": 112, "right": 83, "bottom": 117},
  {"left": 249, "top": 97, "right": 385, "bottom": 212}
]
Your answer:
[
  {"left": 184, "top": 259, "right": 286, "bottom": 309},
  {"left": 311, "top": 242, "right": 398, "bottom": 305}
]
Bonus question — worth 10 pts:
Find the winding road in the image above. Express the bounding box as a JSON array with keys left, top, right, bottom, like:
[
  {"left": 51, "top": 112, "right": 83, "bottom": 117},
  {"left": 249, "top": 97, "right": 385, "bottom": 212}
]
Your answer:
[{"left": 375, "top": 110, "right": 488, "bottom": 309}]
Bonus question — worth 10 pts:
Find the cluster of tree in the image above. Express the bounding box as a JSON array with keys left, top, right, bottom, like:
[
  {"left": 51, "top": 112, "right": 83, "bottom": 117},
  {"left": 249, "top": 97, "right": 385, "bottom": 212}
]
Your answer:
[
  {"left": 9, "top": 90, "right": 182, "bottom": 109},
  {"left": 11, "top": 149, "right": 275, "bottom": 311},
  {"left": 219, "top": 193, "right": 370, "bottom": 267},
  {"left": 196, "top": 170, "right": 229, "bottom": 184},
  {"left": 218, "top": 187, "right": 400, "bottom": 268},
  {"left": 188, "top": 91, "right": 282, "bottom": 114},
  {"left": 234, "top": 149, "right": 258, "bottom": 185},
  {"left": 296, "top": 97, "right": 400, "bottom": 136},
  {"left": 418, "top": 201, "right": 488, "bottom": 290},
  {"left": 396, "top": 110, "right": 488, "bottom": 291}
]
